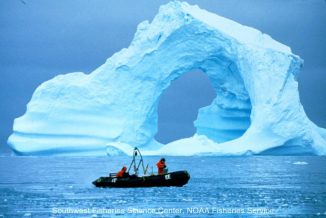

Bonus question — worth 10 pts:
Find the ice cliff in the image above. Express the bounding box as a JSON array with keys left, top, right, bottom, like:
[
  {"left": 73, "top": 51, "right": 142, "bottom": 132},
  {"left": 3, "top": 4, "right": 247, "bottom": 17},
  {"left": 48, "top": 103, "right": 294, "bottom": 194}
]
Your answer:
[{"left": 8, "top": 1, "right": 326, "bottom": 156}]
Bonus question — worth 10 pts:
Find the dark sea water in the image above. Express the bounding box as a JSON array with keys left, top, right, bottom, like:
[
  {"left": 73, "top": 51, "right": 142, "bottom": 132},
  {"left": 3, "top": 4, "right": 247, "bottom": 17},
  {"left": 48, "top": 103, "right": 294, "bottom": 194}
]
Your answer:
[{"left": 0, "top": 156, "right": 325, "bottom": 217}]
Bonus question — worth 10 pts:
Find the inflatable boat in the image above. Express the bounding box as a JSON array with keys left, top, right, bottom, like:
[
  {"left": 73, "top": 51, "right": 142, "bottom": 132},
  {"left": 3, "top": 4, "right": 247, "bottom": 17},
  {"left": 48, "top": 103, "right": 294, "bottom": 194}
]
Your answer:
[
  {"left": 93, "top": 170, "right": 190, "bottom": 188},
  {"left": 92, "top": 147, "right": 190, "bottom": 188}
]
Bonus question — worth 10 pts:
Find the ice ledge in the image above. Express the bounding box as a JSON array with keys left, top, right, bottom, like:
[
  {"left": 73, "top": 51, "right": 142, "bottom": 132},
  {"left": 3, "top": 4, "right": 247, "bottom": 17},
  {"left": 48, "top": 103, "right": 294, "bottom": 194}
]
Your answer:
[{"left": 161, "top": 1, "right": 292, "bottom": 53}]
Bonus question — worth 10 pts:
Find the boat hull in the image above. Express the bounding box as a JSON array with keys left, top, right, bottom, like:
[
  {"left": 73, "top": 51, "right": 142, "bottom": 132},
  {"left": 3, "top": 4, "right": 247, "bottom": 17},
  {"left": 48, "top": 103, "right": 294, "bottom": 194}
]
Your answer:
[{"left": 92, "top": 171, "right": 190, "bottom": 188}]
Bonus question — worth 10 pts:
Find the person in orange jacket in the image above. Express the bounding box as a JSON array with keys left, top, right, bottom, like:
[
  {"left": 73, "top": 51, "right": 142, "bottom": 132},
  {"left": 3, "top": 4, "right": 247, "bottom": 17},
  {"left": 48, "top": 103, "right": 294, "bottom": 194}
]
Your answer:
[
  {"left": 116, "top": 166, "right": 128, "bottom": 178},
  {"left": 156, "top": 158, "right": 167, "bottom": 175}
]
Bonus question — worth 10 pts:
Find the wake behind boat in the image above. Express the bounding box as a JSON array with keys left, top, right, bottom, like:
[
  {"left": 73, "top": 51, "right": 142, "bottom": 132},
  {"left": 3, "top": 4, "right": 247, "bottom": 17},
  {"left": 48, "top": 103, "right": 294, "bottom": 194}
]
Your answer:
[{"left": 92, "top": 147, "right": 190, "bottom": 188}]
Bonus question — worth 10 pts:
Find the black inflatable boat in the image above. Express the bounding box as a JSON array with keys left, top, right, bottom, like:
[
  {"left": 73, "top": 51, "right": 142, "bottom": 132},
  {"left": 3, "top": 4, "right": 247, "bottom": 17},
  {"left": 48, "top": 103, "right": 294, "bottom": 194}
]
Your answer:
[
  {"left": 92, "top": 147, "right": 190, "bottom": 188},
  {"left": 93, "top": 170, "right": 190, "bottom": 188}
]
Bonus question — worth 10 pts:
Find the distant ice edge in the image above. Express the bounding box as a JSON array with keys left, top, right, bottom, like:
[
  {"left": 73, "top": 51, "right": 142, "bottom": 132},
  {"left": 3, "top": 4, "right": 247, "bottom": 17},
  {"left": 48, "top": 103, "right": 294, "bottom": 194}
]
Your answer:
[{"left": 8, "top": 1, "right": 326, "bottom": 156}]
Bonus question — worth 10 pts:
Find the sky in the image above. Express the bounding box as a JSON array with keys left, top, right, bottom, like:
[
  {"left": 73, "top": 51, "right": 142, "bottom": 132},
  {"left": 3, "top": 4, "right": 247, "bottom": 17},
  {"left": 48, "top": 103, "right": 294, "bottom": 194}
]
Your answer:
[{"left": 0, "top": 0, "right": 325, "bottom": 154}]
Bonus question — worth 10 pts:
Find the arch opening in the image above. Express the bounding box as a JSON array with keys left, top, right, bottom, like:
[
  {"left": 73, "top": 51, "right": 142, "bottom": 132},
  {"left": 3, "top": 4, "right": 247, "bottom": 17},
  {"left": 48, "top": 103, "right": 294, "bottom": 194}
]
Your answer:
[
  {"left": 155, "top": 69, "right": 216, "bottom": 144},
  {"left": 153, "top": 56, "right": 253, "bottom": 146}
]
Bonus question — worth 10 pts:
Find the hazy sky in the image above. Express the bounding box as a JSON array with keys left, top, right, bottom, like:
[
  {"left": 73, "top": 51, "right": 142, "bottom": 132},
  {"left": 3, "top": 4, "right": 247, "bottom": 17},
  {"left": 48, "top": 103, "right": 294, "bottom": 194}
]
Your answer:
[{"left": 0, "top": 0, "right": 325, "bottom": 154}]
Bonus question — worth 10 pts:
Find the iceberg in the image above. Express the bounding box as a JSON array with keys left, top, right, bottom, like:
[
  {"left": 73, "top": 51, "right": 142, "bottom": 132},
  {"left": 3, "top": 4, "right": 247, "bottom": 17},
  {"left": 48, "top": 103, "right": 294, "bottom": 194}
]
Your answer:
[{"left": 8, "top": 1, "right": 326, "bottom": 156}]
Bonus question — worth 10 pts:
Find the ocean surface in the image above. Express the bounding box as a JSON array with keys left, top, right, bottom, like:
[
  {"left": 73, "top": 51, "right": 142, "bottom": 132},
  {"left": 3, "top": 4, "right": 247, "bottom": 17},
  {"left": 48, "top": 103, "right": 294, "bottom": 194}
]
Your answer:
[{"left": 0, "top": 156, "right": 325, "bottom": 217}]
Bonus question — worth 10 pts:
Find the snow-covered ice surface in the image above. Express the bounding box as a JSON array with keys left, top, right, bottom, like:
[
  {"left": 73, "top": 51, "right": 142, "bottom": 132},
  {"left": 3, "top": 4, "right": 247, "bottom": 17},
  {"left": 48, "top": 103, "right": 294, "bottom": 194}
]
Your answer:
[
  {"left": 0, "top": 156, "right": 326, "bottom": 217},
  {"left": 8, "top": 1, "right": 326, "bottom": 155}
]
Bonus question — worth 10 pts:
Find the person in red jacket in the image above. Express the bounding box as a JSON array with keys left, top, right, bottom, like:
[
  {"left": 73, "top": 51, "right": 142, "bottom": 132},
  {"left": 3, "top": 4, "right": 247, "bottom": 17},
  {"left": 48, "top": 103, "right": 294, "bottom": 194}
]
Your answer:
[
  {"left": 116, "top": 166, "right": 128, "bottom": 178},
  {"left": 156, "top": 158, "right": 167, "bottom": 175}
]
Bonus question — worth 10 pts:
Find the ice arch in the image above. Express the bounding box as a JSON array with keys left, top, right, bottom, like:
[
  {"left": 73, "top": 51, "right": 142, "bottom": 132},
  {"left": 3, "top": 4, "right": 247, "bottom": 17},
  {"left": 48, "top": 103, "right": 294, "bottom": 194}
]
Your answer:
[{"left": 8, "top": 1, "right": 326, "bottom": 155}]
